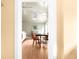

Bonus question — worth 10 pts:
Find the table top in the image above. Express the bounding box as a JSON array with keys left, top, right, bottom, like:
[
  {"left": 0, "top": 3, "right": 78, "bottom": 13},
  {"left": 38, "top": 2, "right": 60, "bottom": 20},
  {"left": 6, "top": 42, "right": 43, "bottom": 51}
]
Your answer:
[{"left": 36, "top": 34, "right": 48, "bottom": 36}]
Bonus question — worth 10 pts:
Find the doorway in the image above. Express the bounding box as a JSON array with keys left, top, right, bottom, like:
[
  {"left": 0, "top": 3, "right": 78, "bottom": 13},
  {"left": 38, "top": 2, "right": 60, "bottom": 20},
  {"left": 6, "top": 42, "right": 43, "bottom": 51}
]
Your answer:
[{"left": 15, "top": 0, "right": 57, "bottom": 59}]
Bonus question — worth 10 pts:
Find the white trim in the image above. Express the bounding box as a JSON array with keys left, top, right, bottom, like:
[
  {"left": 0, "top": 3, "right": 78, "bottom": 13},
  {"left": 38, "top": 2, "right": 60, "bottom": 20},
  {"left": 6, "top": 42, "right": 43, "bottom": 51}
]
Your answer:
[
  {"left": 15, "top": 0, "right": 57, "bottom": 59},
  {"left": 15, "top": 0, "right": 22, "bottom": 59},
  {"left": 48, "top": 0, "right": 57, "bottom": 59}
]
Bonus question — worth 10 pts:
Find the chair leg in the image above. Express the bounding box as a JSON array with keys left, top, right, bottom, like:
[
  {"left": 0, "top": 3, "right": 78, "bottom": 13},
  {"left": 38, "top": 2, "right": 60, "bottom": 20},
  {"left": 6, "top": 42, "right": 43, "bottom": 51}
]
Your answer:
[
  {"left": 33, "top": 40, "right": 34, "bottom": 45},
  {"left": 36, "top": 40, "right": 38, "bottom": 44},
  {"left": 38, "top": 40, "right": 41, "bottom": 47}
]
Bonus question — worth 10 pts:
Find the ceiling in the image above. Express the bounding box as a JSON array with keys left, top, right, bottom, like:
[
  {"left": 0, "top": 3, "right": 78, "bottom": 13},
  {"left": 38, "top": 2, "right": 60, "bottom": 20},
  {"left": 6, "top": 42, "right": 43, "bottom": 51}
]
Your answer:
[
  {"left": 22, "top": 1, "right": 48, "bottom": 24},
  {"left": 22, "top": 0, "right": 48, "bottom": 3}
]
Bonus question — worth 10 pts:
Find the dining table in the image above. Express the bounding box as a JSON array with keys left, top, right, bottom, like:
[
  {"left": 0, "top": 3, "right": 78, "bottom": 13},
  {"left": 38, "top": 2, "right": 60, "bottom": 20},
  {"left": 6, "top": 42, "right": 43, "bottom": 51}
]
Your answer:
[{"left": 36, "top": 34, "right": 48, "bottom": 47}]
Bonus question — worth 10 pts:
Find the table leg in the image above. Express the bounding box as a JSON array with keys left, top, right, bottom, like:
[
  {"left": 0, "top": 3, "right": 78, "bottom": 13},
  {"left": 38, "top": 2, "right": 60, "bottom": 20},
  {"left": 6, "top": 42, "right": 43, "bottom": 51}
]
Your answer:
[
  {"left": 38, "top": 36, "right": 41, "bottom": 47},
  {"left": 40, "top": 36, "right": 42, "bottom": 47}
]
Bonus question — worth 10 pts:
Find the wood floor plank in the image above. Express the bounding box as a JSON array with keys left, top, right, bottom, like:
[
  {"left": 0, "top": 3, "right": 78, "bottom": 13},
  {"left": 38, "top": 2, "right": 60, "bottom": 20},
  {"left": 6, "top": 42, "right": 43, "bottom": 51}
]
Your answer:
[{"left": 22, "top": 40, "right": 48, "bottom": 59}]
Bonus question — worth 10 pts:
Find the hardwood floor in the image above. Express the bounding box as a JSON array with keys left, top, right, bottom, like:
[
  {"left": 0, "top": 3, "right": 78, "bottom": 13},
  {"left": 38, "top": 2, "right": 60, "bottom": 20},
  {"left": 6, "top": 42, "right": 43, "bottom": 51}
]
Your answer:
[{"left": 22, "top": 39, "right": 48, "bottom": 59}]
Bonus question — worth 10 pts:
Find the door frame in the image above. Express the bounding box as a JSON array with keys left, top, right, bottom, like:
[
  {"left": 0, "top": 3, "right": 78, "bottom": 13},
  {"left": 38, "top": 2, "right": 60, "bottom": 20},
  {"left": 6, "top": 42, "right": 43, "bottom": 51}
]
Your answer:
[{"left": 15, "top": 0, "right": 57, "bottom": 59}]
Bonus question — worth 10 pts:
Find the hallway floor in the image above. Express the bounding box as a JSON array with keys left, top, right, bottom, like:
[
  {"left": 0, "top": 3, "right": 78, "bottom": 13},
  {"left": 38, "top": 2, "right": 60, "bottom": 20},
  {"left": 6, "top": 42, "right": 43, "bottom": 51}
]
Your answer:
[{"left": 22, "top": 39, "right": 48, "bottom": 59}]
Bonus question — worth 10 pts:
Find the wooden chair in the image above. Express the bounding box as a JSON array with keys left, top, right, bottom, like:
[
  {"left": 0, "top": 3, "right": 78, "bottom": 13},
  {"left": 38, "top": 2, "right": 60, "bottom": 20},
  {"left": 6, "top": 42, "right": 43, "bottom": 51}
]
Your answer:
[{"left": 31, "top": 32, "right": 39, "bottom": 45}]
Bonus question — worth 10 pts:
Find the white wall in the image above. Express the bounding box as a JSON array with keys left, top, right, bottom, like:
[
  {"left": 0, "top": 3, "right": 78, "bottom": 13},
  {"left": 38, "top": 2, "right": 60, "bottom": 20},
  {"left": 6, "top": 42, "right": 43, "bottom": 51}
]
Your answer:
[
  {"left": 22, "top": 21, "right": 32, "bottom": 36},
  {"left": 32, "top": 23, "right": 45, "bottom": 34},
  {"left": 63, "top": 0, "right": 76, "bottom": 56},
  {"left": 22, "top": 19, "right": 47, "bottom": 36}
]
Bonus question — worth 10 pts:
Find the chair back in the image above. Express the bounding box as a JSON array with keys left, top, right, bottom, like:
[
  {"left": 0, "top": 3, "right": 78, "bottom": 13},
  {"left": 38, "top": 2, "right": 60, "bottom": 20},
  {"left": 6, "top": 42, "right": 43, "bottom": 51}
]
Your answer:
[{"left": 31, "top": 32, "right": 36, "bottom": 40}]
